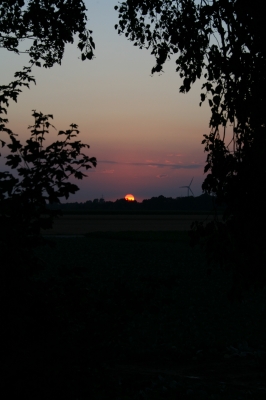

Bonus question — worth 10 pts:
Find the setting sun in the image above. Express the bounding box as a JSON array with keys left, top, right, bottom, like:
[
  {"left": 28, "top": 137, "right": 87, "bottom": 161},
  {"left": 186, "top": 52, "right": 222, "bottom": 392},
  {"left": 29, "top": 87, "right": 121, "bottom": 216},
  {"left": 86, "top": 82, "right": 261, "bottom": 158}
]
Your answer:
[{"left": 125, "top": 194, "right": 135, "bottom": 201}]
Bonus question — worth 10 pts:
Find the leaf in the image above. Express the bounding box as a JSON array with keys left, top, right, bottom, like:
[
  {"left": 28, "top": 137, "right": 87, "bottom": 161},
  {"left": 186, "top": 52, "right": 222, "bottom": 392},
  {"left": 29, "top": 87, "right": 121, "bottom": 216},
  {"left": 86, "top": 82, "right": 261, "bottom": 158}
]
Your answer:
[
  {"left": 200, "top": 93, "right": 205, "bottom": 102},
  {"left": 89, "top": 36, "right": 95, "bottom": 49},
  {"left": 213, "top": 95, "right": 220, "bottom": 105},
  {"left": 77, "top": 42, "right": 85, "bottom": 51}
]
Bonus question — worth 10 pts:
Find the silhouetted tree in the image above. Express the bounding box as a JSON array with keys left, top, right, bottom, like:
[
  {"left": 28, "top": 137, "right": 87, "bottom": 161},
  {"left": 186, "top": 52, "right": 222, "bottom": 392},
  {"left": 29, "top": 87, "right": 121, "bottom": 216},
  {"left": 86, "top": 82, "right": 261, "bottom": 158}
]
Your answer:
[
  {"left": 0, "top": 3, "right": 97, "bottom": 395},
  {"left": 0, "top": 0, "right": 94, "bottom": 141},
  {"left": 0, "top": 0, "right": 94, "bottom": 66},
  {"left": 0, "top": 1, "right": 96, "bottom": 272},
  {"left": 115, "top": 0, "right": 266, "bottom": 299},
  {"left": 0, "top": 111, "right": 96, "bottom": 277}
]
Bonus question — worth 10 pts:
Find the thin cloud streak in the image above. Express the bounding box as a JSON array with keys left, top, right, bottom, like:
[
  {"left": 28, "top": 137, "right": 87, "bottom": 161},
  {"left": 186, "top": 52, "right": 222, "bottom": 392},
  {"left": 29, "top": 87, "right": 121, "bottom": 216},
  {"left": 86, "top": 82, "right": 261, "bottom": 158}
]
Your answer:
[
  {"left": 99, "top": 160, "right": 202, "bottom": 169},
  {"left": 100, "top": 169, "right": 115, "bottom": 174}
]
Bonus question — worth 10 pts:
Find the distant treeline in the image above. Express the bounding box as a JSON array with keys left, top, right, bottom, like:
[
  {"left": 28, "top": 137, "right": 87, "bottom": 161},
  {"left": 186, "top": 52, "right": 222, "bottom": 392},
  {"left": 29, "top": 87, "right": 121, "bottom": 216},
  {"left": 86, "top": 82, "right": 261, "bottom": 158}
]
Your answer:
[{"left": 47, "top": 194, "right": 225, "bottom": 214}]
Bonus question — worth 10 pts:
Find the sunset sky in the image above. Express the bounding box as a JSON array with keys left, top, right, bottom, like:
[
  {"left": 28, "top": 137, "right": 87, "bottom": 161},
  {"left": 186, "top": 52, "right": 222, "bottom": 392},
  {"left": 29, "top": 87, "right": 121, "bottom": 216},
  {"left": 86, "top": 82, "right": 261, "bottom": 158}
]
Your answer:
[{"left": 0, "top": 0, "right": 212, "bottom": 203}]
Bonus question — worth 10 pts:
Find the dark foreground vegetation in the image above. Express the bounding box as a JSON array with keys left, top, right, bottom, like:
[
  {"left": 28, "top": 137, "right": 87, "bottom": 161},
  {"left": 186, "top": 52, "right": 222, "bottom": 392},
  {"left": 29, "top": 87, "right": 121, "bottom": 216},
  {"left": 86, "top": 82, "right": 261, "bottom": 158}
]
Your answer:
[
  {"left": 47, "top": 193, "right": 225, "bottom": 214},
  {"left": 2, "top": 232, "right": 265, "bottom": 399}
]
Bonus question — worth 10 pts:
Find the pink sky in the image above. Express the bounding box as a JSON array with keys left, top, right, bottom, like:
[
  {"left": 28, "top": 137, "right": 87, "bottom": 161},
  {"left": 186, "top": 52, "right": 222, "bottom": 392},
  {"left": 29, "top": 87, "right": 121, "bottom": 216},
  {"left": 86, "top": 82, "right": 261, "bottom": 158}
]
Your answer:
[{"left": 0, "top": 0, "right": 212, "bottom": 202}]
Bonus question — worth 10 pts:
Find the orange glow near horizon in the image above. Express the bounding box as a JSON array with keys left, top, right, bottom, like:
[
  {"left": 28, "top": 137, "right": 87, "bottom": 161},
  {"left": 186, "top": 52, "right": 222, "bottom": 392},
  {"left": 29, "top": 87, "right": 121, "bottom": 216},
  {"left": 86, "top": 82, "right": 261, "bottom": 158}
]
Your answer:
[{"left": 125, "top": 194, "right": 135, "bottom": 201}]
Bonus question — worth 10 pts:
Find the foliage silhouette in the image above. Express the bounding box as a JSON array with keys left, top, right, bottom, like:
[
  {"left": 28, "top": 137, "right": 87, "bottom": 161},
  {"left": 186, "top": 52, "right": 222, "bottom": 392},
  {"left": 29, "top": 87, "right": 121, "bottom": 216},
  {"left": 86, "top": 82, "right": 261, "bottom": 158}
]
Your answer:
[
  {"left": 0, "top": 0, "right": 95, "bottom": 147},
  {"left": 115, "top": 0, "right": 266, "bottom": 300},
  {"left": 0, "top": 0, "right": 94, "bottom": 67},
  {"left": 0, "top": 111, "right": 96, "bottom": 279},
  {"left": 0, "top": 0, "right": 97, "bottom": 277}
]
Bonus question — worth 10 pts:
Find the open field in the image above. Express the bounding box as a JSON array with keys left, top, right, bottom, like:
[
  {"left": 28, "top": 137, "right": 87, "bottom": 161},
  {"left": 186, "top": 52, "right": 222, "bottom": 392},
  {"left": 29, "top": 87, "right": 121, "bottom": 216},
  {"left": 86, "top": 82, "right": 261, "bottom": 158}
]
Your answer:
[
  {"left": 4, "top": 231, "right": 265, "bottom": 398},
  {"left": 41, "top": 214, "right": 216, "bottom": 235}
]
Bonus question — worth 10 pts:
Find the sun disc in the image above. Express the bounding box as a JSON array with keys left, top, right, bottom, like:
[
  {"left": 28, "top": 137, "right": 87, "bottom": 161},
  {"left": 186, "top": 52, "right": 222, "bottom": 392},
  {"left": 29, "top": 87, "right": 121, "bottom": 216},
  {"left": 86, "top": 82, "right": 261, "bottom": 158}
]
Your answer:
[{"left": 125, "top": 194, "right": 135, "bottom": 201}]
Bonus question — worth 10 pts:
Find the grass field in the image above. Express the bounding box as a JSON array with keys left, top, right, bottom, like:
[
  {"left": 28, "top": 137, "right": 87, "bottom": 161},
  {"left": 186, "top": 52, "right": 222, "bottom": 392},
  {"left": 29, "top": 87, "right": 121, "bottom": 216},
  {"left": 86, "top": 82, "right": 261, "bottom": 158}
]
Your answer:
[
  {"left": 3, "top": 231, "right": 266, "bottom": 399},
  {"left": 41, "top": 213, "right": 219, "bottom": 234},
  {"left": 47, "top": 210, "right": 222, "bottom": 215}
]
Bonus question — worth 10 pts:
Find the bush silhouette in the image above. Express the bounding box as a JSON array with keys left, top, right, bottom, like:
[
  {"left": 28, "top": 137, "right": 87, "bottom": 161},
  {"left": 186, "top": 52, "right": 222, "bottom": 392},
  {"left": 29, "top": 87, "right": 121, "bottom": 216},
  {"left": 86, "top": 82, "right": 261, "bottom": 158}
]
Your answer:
[{"left": 0, "top": 110, "right": 96, "bottom": 279}]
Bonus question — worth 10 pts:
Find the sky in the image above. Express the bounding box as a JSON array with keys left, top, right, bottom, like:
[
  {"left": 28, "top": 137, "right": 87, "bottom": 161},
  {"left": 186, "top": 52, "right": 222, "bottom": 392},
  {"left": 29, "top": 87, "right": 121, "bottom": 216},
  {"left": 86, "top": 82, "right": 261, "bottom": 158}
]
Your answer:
[{"left": 0, "top": 0, "right": 212, "bottom": 203}]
